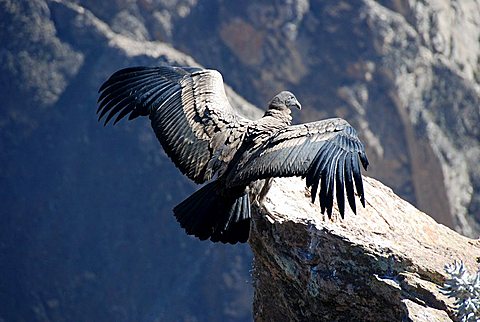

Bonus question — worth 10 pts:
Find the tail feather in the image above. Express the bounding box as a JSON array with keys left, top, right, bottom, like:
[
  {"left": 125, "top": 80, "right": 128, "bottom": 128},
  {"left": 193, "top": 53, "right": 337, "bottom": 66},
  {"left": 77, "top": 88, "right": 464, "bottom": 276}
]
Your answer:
[
  {"left": 215, "top": 199, "right": 251, "bottom": 243},
  {"left": 173, "top": 181, "right": 251, "bottom": 244}
]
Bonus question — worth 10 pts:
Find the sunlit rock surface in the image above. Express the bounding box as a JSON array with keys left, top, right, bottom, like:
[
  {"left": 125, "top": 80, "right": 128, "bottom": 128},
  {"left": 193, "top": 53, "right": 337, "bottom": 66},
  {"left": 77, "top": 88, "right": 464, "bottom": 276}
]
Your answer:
[{"left": 251, "top": 177, "right": 479, "bottom": 321}]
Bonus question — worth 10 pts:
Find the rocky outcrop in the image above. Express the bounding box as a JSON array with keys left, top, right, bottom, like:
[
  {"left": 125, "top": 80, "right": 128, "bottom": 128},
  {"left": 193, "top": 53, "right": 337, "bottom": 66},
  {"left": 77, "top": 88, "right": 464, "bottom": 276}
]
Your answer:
[{"left": 250, "top": 176, "right": 479, "bottom": 321}]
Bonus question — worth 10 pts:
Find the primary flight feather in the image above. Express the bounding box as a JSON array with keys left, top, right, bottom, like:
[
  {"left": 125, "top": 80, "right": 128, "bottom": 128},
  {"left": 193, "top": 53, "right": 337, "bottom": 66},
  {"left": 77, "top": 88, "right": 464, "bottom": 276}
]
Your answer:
[{"left": 98, "top": 66, "right": 369, "bottom": 244}]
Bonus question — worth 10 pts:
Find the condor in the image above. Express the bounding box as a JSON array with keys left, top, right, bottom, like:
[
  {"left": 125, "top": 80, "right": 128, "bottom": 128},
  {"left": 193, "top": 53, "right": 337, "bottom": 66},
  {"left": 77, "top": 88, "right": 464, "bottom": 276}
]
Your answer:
[{"left": 98, "top": 66, "right": 369, "bottom": 244}]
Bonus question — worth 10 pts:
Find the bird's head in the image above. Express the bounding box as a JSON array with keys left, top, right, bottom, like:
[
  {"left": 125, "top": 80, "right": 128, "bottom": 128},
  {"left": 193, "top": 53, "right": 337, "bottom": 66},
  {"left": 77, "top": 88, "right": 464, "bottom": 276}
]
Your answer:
[{"left": 268, "top": 91, "right": 302, "bottom": 111}]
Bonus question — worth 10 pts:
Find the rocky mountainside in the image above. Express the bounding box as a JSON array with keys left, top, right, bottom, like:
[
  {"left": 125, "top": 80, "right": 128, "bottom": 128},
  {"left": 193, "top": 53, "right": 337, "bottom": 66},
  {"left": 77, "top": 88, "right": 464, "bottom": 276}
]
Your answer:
[
  {"left": 72, "top": 0, "right": 480, "bottom": 236},
  {"left": 1, "top": 0, "right": 479, "bottom": 321}
]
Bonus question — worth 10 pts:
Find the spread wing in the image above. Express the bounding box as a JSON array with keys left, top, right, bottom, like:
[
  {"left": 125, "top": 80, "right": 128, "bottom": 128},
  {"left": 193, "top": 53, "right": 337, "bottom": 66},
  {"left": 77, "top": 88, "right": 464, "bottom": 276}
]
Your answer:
[
  {"left": 228, "top": 118, "right": 369, "bottom": 217},
  {"left": 97, "top": 66, "right": 250, "bottom": 183}
]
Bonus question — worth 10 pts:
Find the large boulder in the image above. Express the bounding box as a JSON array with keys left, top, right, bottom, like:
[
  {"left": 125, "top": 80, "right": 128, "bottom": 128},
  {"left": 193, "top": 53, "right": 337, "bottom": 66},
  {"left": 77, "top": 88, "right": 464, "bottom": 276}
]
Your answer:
[{"left": 251, "top": 176, "right": 479, "bottom": 321}]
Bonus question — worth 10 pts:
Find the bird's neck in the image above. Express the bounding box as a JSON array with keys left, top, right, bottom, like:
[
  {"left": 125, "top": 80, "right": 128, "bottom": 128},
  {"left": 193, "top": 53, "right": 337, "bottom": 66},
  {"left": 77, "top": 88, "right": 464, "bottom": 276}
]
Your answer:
[{"left": 263, "top": 108, "right": 292, "bottom": 125}]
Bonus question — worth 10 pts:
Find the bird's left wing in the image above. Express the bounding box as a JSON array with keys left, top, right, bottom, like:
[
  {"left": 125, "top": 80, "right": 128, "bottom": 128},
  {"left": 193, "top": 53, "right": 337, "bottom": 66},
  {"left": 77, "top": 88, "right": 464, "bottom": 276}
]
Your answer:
[{"left": 227, "top": 118, "right": 369, "bottom": 217}]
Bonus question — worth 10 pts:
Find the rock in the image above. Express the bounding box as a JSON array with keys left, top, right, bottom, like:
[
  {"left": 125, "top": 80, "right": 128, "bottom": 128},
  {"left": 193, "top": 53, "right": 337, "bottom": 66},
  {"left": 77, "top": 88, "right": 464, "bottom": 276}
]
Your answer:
[
  {"left": 0, "top": 0, "right": 83, "bottom": 134},
  {"left": 250, "top": 176, "right": 479, "bottom": 321},
  {"left": 111, "top": 10, "right": 150, "bottom": 41},
  {"left": 360, "top": 0, "right": 480, "bottom": 238}
]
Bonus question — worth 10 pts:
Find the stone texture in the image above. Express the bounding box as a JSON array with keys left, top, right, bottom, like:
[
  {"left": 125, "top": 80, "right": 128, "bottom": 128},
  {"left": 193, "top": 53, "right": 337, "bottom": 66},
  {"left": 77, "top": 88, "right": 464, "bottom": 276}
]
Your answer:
[
  {"left": 250, "top": 176, "right": 480, "bottom": 321},
  {"left": 360, "top": 0, "right": 480, "bottom": 237}
]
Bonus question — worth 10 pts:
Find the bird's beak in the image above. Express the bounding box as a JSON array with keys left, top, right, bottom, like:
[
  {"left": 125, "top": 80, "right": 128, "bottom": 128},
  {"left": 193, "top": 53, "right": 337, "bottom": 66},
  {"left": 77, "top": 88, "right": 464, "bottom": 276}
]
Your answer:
[{"left": 293, "top": 99, "right": 302, "bottom": 110}]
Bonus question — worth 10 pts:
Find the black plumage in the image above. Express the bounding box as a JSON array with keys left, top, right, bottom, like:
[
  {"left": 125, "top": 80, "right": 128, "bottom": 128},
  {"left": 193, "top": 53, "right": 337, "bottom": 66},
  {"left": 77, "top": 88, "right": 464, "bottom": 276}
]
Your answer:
[{"left": 97, "top": 65, "right": 369, "bottom": 244}]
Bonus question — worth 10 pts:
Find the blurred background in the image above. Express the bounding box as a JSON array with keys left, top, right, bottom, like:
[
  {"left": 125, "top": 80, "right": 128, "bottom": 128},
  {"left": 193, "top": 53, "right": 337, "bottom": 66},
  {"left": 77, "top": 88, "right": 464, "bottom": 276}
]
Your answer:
[{"left": 1, "top": 0, "right": 479, "bottom": 321}]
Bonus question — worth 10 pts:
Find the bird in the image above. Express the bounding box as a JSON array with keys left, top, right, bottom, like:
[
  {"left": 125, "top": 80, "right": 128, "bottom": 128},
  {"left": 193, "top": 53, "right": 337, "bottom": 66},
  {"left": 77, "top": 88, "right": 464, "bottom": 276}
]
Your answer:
[{"left": 97, "top": 65, "right": 369, "bottom": 244}]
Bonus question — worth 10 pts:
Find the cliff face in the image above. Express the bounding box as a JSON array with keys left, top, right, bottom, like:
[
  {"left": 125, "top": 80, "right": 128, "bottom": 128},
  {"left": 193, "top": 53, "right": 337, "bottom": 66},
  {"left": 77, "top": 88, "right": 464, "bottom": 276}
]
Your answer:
[
  {"left": 250, "top": 176, "right": 479, "bottom": 321},
  {"left": 1, "top": 0, "right": 479, "bottom": 321}
]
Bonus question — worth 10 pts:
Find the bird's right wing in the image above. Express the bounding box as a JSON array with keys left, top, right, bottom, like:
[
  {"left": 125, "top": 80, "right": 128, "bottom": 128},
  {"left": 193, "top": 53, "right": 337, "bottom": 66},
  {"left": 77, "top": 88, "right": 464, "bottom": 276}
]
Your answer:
[
  {"left": 228, "top": 118, "right": 369, "bottom": 217},
  {"left": 97, "top": 66, "right": 250, "bottom": 183}
]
